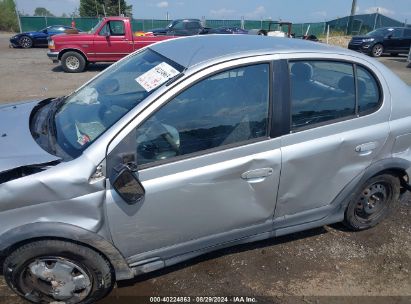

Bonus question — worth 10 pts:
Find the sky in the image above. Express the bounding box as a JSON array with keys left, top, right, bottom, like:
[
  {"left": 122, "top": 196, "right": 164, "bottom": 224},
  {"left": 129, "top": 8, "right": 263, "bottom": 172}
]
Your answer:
[{"left": 14, "top": 0, "right": 411, "bottom": 23}]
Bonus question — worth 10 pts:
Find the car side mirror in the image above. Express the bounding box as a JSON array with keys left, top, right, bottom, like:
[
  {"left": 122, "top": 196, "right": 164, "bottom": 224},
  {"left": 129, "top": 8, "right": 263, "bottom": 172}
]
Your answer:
[
  {"left": 386, "top": 34, "right": 393, "bottom": 39},
  {"left": 105, "top": 31, "right": 111, "bottom": 38},
  {"left": 43, "top": 29, "right": 48, "bottom": 34},
  {"left": 111, "top": 162, "right": 145, "bottom": 205}
]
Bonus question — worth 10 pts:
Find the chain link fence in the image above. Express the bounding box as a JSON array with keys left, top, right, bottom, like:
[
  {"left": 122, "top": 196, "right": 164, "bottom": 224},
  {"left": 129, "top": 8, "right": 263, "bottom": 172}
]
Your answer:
[{"left": 19, "top": 13, "right": 409, "bottom": 37}]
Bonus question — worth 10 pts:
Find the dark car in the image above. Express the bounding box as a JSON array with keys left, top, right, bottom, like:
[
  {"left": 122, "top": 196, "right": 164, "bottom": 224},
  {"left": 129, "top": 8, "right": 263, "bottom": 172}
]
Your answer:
[
  {"left": 208, "top": 26, "right": 249, "bottom": 34},
  {"left": 348, "top": 27, "right": 411, "bottom": 57},
  {"left": 9, "top": 25, "right": 80, "bottom": 48},
  {"left": 151, "top": 19, "right": 208, "bottom": 36}
]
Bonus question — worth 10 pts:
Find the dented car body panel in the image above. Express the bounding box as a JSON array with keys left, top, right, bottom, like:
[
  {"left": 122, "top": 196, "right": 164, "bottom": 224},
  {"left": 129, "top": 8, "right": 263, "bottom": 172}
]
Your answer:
[{"left": 1, "top": 35, "right": 411, "bottom": 282}]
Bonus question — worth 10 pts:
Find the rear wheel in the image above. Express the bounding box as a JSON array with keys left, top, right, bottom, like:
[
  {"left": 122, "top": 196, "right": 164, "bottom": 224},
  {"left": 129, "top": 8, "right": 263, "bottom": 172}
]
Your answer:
[
  {"left": 343, "top": 174, "right": 400, "bottom": 230},
  {"left": 61, "top": 51, "right": 87, "bottom": 73},
  {"left": 3, "top": 240, "right": 114, "bottom": 304},
  {"left": 19, "top": 36, "right": 33, "bottom": 48},
  {"left": 371, "top": 43, "right": 384, "bottom": 57}
]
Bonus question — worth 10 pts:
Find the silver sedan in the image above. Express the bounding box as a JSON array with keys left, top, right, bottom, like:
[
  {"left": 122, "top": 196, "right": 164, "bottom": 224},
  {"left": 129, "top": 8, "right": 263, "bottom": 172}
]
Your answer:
[{"left": 1, "top": 35, "right": 411, "bottom": 303}]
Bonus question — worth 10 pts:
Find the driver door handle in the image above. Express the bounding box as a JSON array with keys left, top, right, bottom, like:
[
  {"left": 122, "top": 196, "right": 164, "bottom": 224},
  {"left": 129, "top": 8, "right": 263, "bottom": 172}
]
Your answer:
[
  {"left": 241, "top": 168, "right": 274, "bottom": 180},
  {"left": 355, "top": 142, "right": 378, "bottom": 156}
]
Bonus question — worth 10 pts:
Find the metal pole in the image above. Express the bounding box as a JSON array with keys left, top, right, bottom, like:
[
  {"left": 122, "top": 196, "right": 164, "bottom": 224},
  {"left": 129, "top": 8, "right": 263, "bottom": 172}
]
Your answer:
[
  {"left": 14, "top": 4, "right": 22, "bottom": 33},
  {"left": 326, "top": 24, "right": 330, "bottom": 44},
  {"left": 94, "top": 0, "right": 98, "bottom": 17},
  {"left": 118, "top": 0, "right": 121, "bottom": 16},
  {"left": 373, "top": 9, "right": 379, "bottom": 30},
  {"left": 347, "top": 0, "right": 357, "bottom": 35},
  {"left": 102, "top": 5, "right": 106, "bottom": 17}
]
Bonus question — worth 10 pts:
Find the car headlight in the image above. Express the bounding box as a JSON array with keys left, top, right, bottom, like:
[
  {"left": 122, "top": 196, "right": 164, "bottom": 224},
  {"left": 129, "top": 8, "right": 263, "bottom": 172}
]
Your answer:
[{"left": 362, "top": 38, "right": 375, "bottom": 42}]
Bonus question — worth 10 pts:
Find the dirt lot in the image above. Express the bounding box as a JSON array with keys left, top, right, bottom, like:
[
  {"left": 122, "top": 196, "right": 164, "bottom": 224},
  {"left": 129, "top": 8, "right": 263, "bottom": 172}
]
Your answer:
[{"left": 0, "top": 32, "right": 410, "bottom": 304}]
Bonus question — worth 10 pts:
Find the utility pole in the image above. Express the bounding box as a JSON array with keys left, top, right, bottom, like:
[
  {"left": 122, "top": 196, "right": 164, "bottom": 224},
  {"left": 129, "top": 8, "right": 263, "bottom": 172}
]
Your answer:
[
  {"left": 347, "top": 0, "right": 357, "bottom": 35},
  {"left": 14, "top": 0, "right": 23, "bottom": 33},
  {"left": 118, "top": 0, "right": 121, "bottom": 16}
]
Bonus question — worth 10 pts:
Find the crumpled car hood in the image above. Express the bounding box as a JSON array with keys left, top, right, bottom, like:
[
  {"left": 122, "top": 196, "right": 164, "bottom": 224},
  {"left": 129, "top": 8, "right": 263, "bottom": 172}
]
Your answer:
[{"left": 0, "top": 100, "right": 60, "bottom": 173}]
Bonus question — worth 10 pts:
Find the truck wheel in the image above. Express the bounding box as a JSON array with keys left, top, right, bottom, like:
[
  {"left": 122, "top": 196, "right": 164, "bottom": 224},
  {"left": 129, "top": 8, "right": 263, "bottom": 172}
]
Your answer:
[
  {"left": 3, "top": 240, "right": 114, "bottom": 304},
  {"left": 61, "top": 51, "right": 87, "bottom": 73},
  {"left": 343, "top": 174, "right": 399, "bottom": 231},
  {"left": 371, "top": 44, "right": 384, "bottom": 57},
  {"left": 19, "top": 36, "right": 33, "bottom": 48},
  {"left": 258, "top": 30, "right": 267, "bottom": 36}
]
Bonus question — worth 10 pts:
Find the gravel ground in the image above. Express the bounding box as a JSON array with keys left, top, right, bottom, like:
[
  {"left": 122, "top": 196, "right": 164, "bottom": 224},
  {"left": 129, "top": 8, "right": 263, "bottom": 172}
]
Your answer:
[{"left": 0, "top": 32, "right": 410, "bottom": 304}]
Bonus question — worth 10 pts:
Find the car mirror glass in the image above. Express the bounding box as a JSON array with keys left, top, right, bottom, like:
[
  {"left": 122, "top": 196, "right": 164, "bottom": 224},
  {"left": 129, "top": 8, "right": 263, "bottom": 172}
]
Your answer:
[{"left": 112, "top": 163, "right": 145, "bottom": 204}]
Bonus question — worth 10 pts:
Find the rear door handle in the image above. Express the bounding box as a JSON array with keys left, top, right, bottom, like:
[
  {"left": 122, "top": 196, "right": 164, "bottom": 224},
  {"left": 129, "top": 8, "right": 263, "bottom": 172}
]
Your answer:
[
  {"left": 241, "top": 168, "right": 274, "bottom": 180},
  {"left": 355, "top": 142, "right": 378, "bottom": 155}
]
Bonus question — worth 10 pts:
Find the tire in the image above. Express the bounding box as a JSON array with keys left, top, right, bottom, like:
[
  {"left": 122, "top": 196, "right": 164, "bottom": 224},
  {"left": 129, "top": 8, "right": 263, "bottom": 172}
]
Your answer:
[
  {"left": 3, "top": 240, "right": 114, "bottom": 304},
  {"left": 371, "top": 43, "right": 384, "bottom": 57},
  {"left": 61, "top": 51, "right": 87, "bottom": 73},
  {"left": 258, "top": 30, "right": 267, "bottom": 36},
  {"left": 343, "top": 174, "right": 400, "bottom": 231},
  {"left": 19, "top": 36, "right": 33, "bottom": 48}
]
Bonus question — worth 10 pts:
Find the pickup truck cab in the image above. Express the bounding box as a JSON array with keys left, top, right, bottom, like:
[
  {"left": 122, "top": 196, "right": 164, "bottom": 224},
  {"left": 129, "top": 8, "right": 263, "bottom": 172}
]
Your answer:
[
  {"left": 151, "top": 19, "right": 208, "bottom": 36},
  {"left": 47, "top": 17, "right": 172, "bottom": 73}
]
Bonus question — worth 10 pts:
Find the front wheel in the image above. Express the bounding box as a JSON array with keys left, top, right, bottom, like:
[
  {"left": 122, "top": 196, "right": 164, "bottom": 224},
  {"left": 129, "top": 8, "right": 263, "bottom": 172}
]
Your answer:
[
  {"left": 19, "top": 36, "right": 33, "bottom": 48},
  {"left": 3, "top": 240, "right": 114, "bottom": 304},
  {"left": 371, "top": 43, "right": 384, "bottom": 57},
  {"left": 343, "top": 174, "right": 400, "bottom": 231},
  {"left": 61, "top": 51, "right": 87, "bottom": 73}
]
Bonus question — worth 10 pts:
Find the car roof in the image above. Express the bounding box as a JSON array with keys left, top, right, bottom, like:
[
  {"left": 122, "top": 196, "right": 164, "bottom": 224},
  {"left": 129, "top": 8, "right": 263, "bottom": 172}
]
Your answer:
[
  {"left": 150, "top": 34, "right": 355, "bottom": 69},
  {"left": 173, "top": 19, "right": 200, "bottom": 22}
]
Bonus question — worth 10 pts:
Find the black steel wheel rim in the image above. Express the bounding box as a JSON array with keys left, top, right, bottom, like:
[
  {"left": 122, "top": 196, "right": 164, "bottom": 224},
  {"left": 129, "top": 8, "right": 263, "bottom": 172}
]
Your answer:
[{"left": 354, "top": 181, "right": 391, "bottom": 222}]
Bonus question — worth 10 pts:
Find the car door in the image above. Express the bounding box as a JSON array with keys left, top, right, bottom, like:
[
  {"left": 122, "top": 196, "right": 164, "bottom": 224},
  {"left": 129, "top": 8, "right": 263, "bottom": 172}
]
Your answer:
[
  {"left": 93, "top": 20, "right": 133, "bottom": 61},
  {"left": 168, "top": 21, "right": 186, "bottom": 36},
  {"left": 274, "top": 56, "right": 390, "bottom": 224},
  {"left": 35, "top": 26, "right": 53, "bottom": 45},
  {"left": 104, "top": 61, "right": 284, "bottom": 259},
  {"left": 402, "top": 28, "right": 411, "bottom": 53},
  {"left": 384, "top": 28, "right": 403, "bottom": 53},
  {"left": 185, "top": 21, "right": 201, "bottom": 35}
]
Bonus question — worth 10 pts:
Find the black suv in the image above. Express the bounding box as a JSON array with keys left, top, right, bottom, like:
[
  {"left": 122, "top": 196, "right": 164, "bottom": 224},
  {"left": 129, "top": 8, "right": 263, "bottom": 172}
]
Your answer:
[{"left": 348, "top": 27, "right": 411, "bottom": 57}]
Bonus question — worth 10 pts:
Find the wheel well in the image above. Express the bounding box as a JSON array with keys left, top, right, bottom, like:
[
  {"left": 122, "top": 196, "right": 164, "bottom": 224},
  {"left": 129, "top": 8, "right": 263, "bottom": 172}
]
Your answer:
[
  {"left": 372, "top": 168, "right": 409, "bottom": 194},
  {"left": 58, "top": 49, "right": 88, "bottom": 62},
  {"left": 0, "top": 237, "right": 115, "bottom": 279},
  {"left": 372, "top": 168, "right": 408, "bottom": 181}
]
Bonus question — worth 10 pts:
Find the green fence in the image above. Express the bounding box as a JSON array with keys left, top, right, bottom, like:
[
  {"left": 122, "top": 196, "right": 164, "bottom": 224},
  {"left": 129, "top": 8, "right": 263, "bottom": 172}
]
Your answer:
[
  {"left": 20, "top": 16, "right": 100, "bottom": 32},
  {"left": 19, "top": 14, "right": 409, "bottom": 36}
]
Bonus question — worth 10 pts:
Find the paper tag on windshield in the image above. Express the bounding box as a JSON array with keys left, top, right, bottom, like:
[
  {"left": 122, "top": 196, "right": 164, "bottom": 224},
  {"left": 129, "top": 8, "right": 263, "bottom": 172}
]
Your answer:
[{"left": 136, "top": 62, "right": 179, "bottom": 92}]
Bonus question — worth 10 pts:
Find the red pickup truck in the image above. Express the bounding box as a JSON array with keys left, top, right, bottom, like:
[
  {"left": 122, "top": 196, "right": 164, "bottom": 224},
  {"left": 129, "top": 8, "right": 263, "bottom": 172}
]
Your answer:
[{"left": 47, "top": 17, "right": 172, "bottom": 73}]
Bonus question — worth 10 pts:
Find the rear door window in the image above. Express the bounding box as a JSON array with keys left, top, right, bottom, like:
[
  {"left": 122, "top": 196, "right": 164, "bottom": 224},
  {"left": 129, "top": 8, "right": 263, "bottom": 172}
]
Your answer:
[
  {"left": 289, "top": 60, "right": 382, "bottom": 131},
  {"left": 289, "top": 61, "right": 356, "bottom": 129}
]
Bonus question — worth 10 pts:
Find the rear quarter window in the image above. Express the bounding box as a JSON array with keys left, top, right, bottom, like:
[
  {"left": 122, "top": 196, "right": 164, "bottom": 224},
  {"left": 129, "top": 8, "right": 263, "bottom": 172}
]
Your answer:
[{"left": 357, "top": 65, "right": 381, "bottom": 115}]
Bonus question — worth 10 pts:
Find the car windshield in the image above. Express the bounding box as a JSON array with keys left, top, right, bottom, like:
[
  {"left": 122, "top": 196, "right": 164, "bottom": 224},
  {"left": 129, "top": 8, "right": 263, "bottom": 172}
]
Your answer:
[
  {"left": 366, "top": 28, "right": 392, "bottom": 37},
  {"left": 53, "top": 48, "right": 184, "bottom": 158}
]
